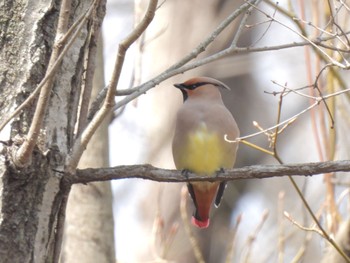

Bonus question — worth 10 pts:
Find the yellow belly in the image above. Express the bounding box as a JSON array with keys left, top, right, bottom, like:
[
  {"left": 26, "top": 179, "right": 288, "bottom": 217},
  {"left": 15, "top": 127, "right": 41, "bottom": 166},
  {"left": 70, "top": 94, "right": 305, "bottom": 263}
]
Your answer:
[{"left": 181, "top": 126, "right": 225, "bottom": 175}]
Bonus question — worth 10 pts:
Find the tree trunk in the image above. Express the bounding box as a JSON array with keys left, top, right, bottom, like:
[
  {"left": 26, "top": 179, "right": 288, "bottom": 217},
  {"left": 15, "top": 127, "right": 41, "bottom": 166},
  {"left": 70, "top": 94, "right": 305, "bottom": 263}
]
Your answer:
[
  {"left": 61, "top": 37, "right": 115, "bottom": 263},
  {"left": 0, "top": 0, "right": 105, "bottom": 262}
]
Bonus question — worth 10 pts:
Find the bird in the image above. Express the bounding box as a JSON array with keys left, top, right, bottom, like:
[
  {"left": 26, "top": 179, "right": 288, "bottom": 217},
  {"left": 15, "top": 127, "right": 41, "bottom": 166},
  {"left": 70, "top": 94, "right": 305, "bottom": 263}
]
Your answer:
[{"left": 172, "top": 76, "right": 240, "bottom": 228}]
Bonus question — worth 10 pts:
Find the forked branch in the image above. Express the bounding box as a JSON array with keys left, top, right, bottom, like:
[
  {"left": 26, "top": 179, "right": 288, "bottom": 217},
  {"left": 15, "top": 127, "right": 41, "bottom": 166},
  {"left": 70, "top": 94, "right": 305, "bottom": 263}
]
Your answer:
[{"left": 65, "top": 0, "right": 158, "bottom": 173}]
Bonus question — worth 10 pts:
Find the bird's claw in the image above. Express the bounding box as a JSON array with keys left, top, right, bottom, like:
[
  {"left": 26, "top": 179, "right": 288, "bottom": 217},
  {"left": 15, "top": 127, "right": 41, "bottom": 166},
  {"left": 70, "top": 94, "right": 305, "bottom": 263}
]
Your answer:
[
  {"left": 181, "top": 169, "right": 191, "bottom": 179},
  {"left": 215, "top": 168, "right": 225, "bottom": 177}
]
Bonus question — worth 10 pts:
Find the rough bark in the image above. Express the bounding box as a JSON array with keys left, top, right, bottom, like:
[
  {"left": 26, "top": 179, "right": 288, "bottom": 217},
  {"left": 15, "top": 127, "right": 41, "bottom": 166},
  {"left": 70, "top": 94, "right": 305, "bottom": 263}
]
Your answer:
[
  {"left": 0, "top": 0, "right": 102, "bottom": 262},
  {"left": 61, "top": 37, "right": 115, "bottom": 263}
]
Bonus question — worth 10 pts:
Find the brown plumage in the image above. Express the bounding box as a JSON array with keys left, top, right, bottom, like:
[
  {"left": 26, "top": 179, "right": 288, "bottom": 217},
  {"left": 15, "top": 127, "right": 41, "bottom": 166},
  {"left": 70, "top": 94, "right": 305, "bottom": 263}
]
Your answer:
[{"left": 172, "top": 77, "right": 240, "bottom": 228}]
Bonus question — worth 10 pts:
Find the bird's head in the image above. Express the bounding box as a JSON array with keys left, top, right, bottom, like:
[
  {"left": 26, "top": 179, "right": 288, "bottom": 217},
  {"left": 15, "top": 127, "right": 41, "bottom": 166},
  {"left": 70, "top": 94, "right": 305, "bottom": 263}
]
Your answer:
[{"left": 174, "top": 77, "right": 230, "bottom": 101}]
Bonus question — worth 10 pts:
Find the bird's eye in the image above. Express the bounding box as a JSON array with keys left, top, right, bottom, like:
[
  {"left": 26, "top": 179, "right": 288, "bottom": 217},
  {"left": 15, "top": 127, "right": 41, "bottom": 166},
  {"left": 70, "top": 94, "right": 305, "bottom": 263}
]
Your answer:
[{"left": 189, "top": 82, "right": 207, "bottom": 90}]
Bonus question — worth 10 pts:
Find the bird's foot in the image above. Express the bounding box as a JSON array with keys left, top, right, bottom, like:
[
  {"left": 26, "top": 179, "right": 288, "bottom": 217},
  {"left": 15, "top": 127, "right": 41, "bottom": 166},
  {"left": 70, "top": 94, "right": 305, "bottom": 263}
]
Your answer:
[
  {"left": 215, "top": 168, "right": 225, "bottom": 177},
  {"left": 181, "top": 169, "right": 191, "bottom": 179}
]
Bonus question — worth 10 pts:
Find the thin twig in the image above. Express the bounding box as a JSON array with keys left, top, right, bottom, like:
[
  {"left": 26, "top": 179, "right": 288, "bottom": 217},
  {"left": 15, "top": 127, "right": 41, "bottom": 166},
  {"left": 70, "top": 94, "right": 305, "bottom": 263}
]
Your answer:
[
  {"left": 264, "top": 0, "right": 349, "bottom": 92},
  {"left": 230, "top": 87, "right": 350, "bottom": 142},
  {"left": 271, "top": 81, "right": 317, "bottom": 100},
  {"left": 225, "top": 214, "right": 242, "bottom": 263},
  {"left": 84, "top": 21, "right": 350, "bottom": 119},
  {"left": 241, "top": 210, "right": 269, "bottom": 263},
  {"left": 272, "top": 66, "right": 335, "bottom": 130},
  {"left": 250, "top": 2, "right": 347, "bottom": 68},
  {"left": 180, "top": 186, "right": 205, "bottom": 263},
  {"left": 108, "top": 0, "right": 260, "bottom": 113},
  {"left": 69, "top": 0, "right": 257, "bottom": 172},
  {"left": 10, "top": 0, "right": 101, "bottom": 167},
  {"left": 278, "top": 191, "right": 285, "bottom": 263},
  {"left": 52, "top": 183, "right": 71, "bottom": 263},
  {"left": 249, "top": 0, "right": 277, "bottom": 47},
  {"left": 276, "top": 88, "right": 349, "bottom": 262},
  {"left": 14, "top": 0, "right": 74, "bottom": 167},
  {"left": 313, "top": 64, "right": 336, "bottom": 128},
  {"left": 141, "top": 32, "right": 350, "bottom": 94},
  {"left": 284, "top": 212, "right": 324, "bottom": 236},
  {"left": 162, "top": 222, "right": 179, "bottom": 259},
  {"left": 287, "top": 175, "right": 350, "bottom": 262},
  {"left": 244, "top": 84, "right": 350, "bottom": 262},
  {"left": 230, "top": 0, "right": 261, "bottom": 47},
  {"left": 323, "top": 71, "right": 338, "bottom": 235},
  {"left": 0, "top": 0, "right": 98, "bottom": 134},
  {"left": 290, "top": 232, "right": 313, "bottom": 263},
  {"left": 286, "top": 176, "right": 350, "bottom": 263},
  {"left": 87, "top": 85, "right": 108, "bottom": 121},
  {"left": 75, "top": 1, "right": 104, "bottom": 136},
  {"left": 239, "top": 139, "right": 274, "bottom": 155},
  {"left": 65, "top": 0, "right": 158, "bottom": 174}
]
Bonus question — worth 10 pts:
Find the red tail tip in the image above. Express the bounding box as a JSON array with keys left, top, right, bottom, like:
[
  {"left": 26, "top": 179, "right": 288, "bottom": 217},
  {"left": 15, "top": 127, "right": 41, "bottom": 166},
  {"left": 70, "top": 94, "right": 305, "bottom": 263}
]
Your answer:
[{"left": 191, "top": 216, "right": 210, "bottom": 228}]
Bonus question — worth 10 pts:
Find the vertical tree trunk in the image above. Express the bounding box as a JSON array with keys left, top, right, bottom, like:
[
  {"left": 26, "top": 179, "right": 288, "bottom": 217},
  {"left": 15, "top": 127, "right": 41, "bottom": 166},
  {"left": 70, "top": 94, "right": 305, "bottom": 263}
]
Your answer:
[
  {"left": 0, "top": 0, "right": 105, "bottom": 262},
  {"left": 61, "top": 37, "right": 115, "bottom": 263}
]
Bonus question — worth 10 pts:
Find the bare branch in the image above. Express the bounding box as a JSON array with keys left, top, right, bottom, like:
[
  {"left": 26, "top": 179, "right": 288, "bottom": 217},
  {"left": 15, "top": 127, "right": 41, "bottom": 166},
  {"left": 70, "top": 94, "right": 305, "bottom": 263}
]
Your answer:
[
  {"left": 241, "top": 210, "right": 269, "bottom": 262},
  {"left": 249, "top": 2, "right": 347, "bottom": 68},
  {"left": 12, "top": 0, "right": 100, "bottom": 167},
  {"left": 83, "top": 2, "right": 350, "bottom": 121},
  {"left": 70, "top": 0, "right": 260, "bottom": 172},
  {"left": 65, "top": 0, "right": 158, "bottom": 173},
  {"left": 75, "top": 3, "right": 104, "bottom": 136},
  {"left": 73, "top": 160, "right": 350, "bottom": 184},
  {"left": 232, "top": 86, "right": 350, "bottom": 142},
  {"left": 284, "top": 212, "right": 324, "bottom": 237},
  {"left": 110, "top": 0, "right": 260, "bottom": 112},
  {"left": 225, "top": 214, "right": 242, "bottom": 263},
  {"left": 13, "top": 0, "right": 74, "bottom": 167},
  {"left": 0, "top": 0, "right": 98, "bottom": 134},
  {"left": 123, "top": 31, "right": 350, "bottom": 107},
  {"left": 180, "top": 186, "right": 205, "bottom": 263},
  {"left": 264, "top": 0, "right": 349, "bottom": 90},
  {"left": 230, "top": 0, "right": 262, "bottom": 47},
  {"left": 52, "top": 183, "right": 71, "bottom": 263}
]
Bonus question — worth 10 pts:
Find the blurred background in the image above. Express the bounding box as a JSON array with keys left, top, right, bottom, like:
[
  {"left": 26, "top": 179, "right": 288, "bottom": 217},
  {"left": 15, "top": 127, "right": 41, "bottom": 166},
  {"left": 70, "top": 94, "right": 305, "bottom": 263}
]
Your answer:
[{"left": 99, "top": 0, "right": 350, "bottom": 262}]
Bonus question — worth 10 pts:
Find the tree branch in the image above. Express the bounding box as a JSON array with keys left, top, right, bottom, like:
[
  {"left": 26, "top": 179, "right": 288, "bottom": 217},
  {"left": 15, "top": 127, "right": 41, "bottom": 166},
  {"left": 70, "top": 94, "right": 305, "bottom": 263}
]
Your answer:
[
  {"left": 75, "top": 1, "right": 104, "bottom": 136},
  {"left": 13, "top": 0, "right": 74, "bottom": 167},
  {"left": 111, "top": 16, "right": 350, "bottom": 113},
  {"left": 109, "top": 0, "right": 260, "bottom": 113},
  {"left": 11, "top": 0, "right": 102, "bottom": 167},
  {"left": 86, "top": 1, "right": 350, "bottom": 122},
  {"left": 72, "top": 160, "right": 350, "bottom": 184},
  {"left": 65, "top": 0, "right": 158, "bottom": 173},
  {"left": 0, "top": 0, "right": 98, "bottom": 134}
]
